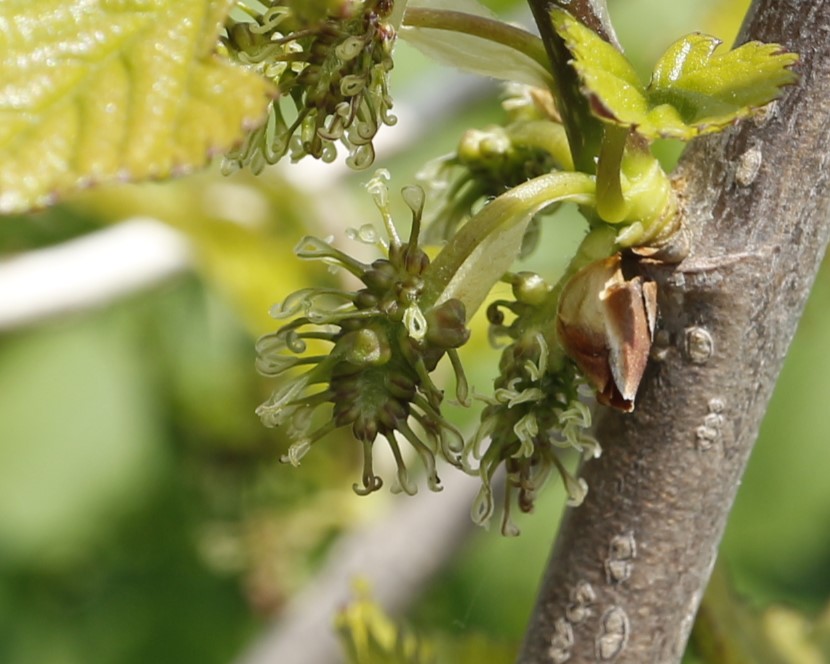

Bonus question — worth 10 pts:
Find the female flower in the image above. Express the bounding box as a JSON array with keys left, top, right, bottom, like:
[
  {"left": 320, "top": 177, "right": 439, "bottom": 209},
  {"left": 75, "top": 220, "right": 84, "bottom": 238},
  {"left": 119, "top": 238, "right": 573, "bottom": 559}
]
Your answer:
[
  {"left": 256, "top": 172, "right": 469, "bottom": 495},
  {"left": 469, "top": 272, "right": 600, "bottom": 535}
]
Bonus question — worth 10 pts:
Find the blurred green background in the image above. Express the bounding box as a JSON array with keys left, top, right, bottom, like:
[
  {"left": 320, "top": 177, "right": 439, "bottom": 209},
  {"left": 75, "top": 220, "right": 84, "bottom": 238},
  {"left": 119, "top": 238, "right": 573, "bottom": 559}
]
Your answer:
[{"left": 2, "top": 1, "right": 829, "bottom": 662}]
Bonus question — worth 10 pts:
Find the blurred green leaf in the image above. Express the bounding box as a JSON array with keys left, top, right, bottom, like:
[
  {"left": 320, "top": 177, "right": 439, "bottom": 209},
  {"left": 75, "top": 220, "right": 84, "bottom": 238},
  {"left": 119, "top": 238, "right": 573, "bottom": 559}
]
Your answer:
[
  {"left": 691, "top": 563, "right": 787, "bottom": 664},
  {"left": 0, "top": 0, "right": 272, "bottom": 213},
  {"left": 704, "top": 0, "right": 752, "bottom": 47},
  {"left": 0, "top": 468, "right": 255, "bottom": 664},
  {"left": 0, "top": 206, "right": 102, "bottom": 254},
  {"left": 762, "top": 605, "right": 826, "bottom": 664},
  {"left": 70, "top": 171, "right": 328, "bottom": 336},
  {"left": 436, "top": 633, "right": 514, "bottom": 664},
  {"left": 401, "top": 0, "right": 551, "bottom": 89}
]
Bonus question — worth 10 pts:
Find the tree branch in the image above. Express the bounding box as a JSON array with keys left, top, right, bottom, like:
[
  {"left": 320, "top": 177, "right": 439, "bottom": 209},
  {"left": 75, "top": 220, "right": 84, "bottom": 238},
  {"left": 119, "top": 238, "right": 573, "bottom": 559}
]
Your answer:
[{"left": 518, "top": 0, "right": 830, "bottom": 661}]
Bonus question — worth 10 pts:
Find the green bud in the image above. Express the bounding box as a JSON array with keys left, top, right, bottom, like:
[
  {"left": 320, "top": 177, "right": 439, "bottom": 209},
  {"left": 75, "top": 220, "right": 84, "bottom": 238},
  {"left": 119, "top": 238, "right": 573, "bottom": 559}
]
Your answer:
[
  {"left": 362, "top": 260, "right": 398, "bottom": 292},
  {"left": 510, "top": 271, "right": 550, "bottom": 306}
]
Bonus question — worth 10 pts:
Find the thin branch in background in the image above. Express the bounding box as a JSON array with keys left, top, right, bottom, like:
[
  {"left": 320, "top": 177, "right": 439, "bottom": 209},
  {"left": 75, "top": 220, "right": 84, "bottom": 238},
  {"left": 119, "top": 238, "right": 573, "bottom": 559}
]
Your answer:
[
  {"left": 0, "top": 219, "right": 192, "bottom": 330},
  {"left": 234, "top": 472, "right": 487, "bottom": 664}
]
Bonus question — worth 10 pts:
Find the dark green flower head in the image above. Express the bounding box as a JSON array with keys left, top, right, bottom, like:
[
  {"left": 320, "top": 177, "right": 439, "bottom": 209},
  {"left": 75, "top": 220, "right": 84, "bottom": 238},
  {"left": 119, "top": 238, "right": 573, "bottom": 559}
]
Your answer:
[
  {"left": 257, "top": 172, "right": 469, "bottom": 496},
  {"left": 469, "top": 272, "right": 600, "bottom": 536},
  {"left": 222, "top": 0, "right": 397, "bottom": 172}
]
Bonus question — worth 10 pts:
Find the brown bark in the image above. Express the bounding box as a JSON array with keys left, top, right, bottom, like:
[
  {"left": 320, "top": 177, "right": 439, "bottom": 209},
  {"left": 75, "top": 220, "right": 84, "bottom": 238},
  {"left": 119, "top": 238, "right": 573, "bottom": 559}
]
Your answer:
[{"left": 519, "top": 1, "right": 830, "bottom": 662}]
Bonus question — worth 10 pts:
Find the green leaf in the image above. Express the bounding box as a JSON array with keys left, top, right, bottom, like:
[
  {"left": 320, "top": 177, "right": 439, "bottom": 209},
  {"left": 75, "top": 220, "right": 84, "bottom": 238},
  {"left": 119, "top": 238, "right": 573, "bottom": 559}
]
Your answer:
[
  {"left": 0, "top": 0, "right": 274, "bottom": 213},
  {"left": 553, "top": 9, "right": 798, "bottom": 140}
]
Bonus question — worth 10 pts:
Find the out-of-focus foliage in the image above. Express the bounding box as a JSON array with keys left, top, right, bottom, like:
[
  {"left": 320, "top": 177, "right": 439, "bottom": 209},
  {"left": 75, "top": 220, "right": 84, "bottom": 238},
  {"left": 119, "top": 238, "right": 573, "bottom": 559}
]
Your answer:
[
  {"left": 0, "top": 268, "right": 371, "bottom": 664},
  {"left": 337, "top": 582, "right": 437, "bottom": 664},
  {"left": 337, "top": 583, "right": 515, "bottom": 664},
  {"left": 687, "top": 562, "right": 830, "bottom": 663},
  {"left": 72, "top": 170, "right": 332, "bottom": 335},
  {"left": 401, "top": 0, "right": 551, "bottom": 89}
]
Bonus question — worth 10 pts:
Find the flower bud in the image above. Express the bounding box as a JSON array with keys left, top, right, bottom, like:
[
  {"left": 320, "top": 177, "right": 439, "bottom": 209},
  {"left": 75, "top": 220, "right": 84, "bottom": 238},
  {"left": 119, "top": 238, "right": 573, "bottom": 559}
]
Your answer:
[
  {"left": 226, "top": 23, "right": 268, "bottom": 56},
  {"left": 510, "top": 271, "right": 550, "bottom": 306},
  {"left": 556, "top": 254, "right": 657, "bottom": 411}
]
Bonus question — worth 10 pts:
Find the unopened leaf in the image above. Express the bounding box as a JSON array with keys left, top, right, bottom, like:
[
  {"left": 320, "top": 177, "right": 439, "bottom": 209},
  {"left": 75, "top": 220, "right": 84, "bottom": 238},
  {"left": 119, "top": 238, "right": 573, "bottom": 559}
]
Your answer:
[
  {"left": 553, "top": 9, "right": 798, "bottom": 140},
  {"left": 0, "top": 0, "right": 274, "bottom": 213}
]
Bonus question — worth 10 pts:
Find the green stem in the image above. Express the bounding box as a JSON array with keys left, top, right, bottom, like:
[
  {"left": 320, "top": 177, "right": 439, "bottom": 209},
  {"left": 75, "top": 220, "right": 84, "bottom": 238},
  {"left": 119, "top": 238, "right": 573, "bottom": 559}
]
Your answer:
[
  {"left": 614, "top": 142, "right": 680, "bottom": 248},
  {"left": 507, "top": 120, "right": 574, "bottom": 171},
  {"left": 595, "top": 124, "right": 629, "bottom": 223},
  {"left": 402, "top": 8, "right": 550, "bottom": 74},
  {"left": 423, "top": 172, "right": 596, "bottom": 315}
]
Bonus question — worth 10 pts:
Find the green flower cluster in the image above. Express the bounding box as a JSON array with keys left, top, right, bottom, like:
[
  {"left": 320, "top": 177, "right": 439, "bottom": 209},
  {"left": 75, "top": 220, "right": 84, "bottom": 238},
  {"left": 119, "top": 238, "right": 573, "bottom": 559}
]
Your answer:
[
  {"left": 256, "top": 172, "right": 469, "bottom": 496},
  {"left": 469, "top": 272, "right": 599, "bottom": 535},
  {"left": 420, "top": 85, "right": 572, "bottom": 255},
  {"left": 222, "top": 0, "right": 397, "bottom": 172}
]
